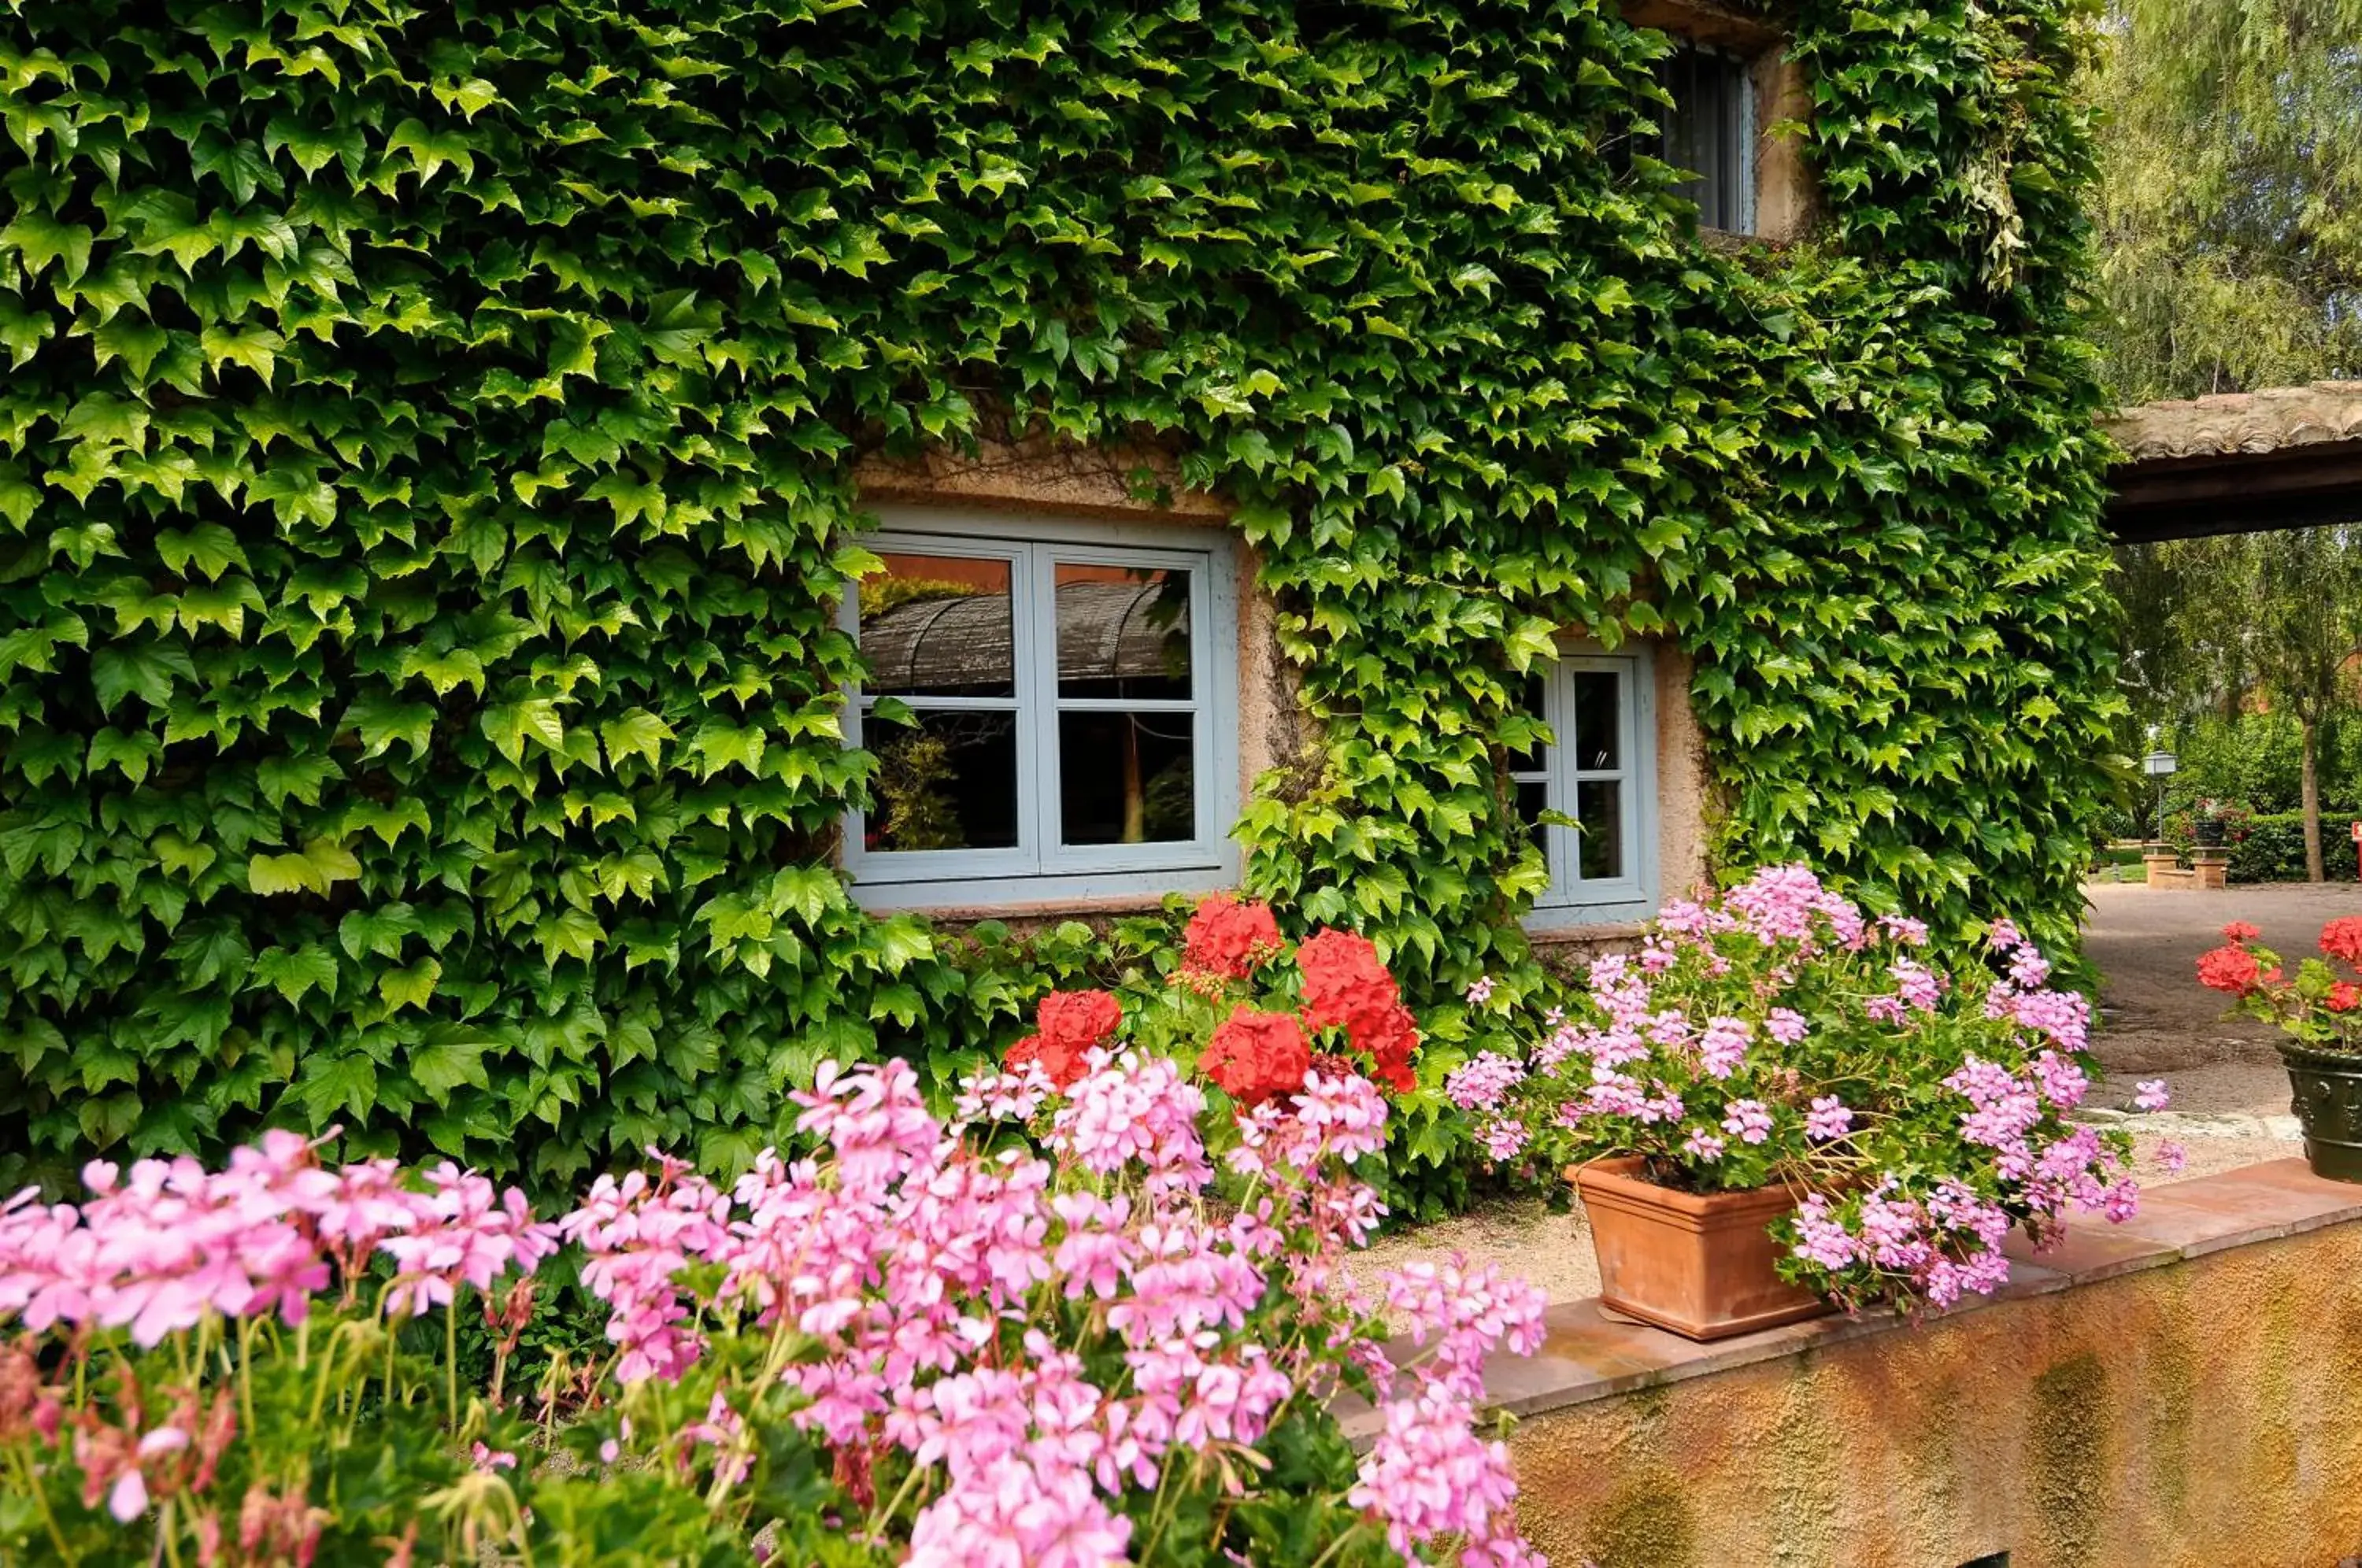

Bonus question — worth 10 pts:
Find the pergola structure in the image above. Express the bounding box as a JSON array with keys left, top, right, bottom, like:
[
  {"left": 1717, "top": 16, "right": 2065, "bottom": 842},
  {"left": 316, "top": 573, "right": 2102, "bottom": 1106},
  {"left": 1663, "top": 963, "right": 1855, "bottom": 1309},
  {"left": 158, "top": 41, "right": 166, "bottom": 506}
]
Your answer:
[{"left": 2105, "top": 381, "right": 2362, "bottom": 542}]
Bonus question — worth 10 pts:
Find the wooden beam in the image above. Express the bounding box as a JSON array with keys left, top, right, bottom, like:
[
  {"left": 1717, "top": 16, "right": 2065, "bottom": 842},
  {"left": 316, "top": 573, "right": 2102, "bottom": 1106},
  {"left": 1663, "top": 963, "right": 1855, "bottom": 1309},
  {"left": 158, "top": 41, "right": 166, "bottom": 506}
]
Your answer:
[{"left": 2107, "top": 442, "right": 2362, "bottom": 542}]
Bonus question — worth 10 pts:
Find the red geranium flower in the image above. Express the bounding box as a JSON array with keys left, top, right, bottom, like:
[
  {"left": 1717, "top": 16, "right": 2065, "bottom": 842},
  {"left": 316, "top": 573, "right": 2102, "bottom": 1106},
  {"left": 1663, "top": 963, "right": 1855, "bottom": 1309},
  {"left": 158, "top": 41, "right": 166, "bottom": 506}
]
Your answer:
[
  {"left": 2220, "top": 920, "right": 2261, "bottom": 943},
  {"left": 1298, "top": 930, "right": 1399, "bottom": 1034},
  {"left": 2196, "top": 944, "right": 2263, "bottom": 997},
  {"left": 1181, "top": 896, "right": 1284, "bottom": 980},
  {"left": 2329, "top": 983, "right": 2361, "bottom": 1015},
  {"left": 1199, "top": 1007, "right": 1312, "bottom": 1106},
  {"left": 1295, "top": 930, "right": 1420, "bottom": 1092},
  {"left": 1038, "top": 989, "right": 1122, "bottom": 1048},
  {"left": 2321, "top": 917, "right": 2362, "bottom": 967},
  {"left": 1004, "top": 1032, "right": 1087, "bottom": 1089},
  {"left": 1356, "top": 1003, "right": 1421, "bottom": 1096}
]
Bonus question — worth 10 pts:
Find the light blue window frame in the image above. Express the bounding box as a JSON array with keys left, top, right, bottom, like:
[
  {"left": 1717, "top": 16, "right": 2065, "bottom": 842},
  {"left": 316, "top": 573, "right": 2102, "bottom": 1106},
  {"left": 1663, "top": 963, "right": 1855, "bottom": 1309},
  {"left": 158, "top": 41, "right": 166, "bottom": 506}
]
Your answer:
[
  {"left": 1522, "top": 645, "right": 1660, "bottom": 930},
  {"left": 841, "top": 507, "right": 1242, "bottom": 911}
]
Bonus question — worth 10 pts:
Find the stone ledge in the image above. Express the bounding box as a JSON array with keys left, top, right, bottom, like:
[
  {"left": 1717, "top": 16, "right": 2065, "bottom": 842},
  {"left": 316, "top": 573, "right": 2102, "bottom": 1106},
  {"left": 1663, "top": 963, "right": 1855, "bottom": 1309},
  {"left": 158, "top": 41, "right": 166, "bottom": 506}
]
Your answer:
[{"left": 1344, "top": 1158, "right": 2362, "bottom": 1441}]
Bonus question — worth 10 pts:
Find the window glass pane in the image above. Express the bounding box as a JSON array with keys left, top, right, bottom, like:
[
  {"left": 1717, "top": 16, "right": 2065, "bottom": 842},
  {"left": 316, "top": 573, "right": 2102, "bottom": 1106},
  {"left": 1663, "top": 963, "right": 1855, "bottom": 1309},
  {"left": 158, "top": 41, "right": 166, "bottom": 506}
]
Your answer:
[
  {"left": 1516, "top": 778, "right": 1550, "bottom": 851},
  {"left": 1658, "top": 45, "right": 1748, "bottom": 231},
  {"left": 1057, "top": 564, "right": 1192, "bottom": 700},
  {"left": 1576, "top": 780, "right": 1624, "bottom": 881},
  {"left": 1505, "top": 672, "right": 1549, "bottom": 774},
  {"left": 1572, "top": 671, "right": 1622, "bottom": 772},
  {"left": 1059, "top": 712, "right": 1195, "bottom": 844},
  {"left": 866, "top": 711, "right": 1019, "bottom": 851},
  {"left": 859, "top": 553, "right": 1015, "bottom": 697}
]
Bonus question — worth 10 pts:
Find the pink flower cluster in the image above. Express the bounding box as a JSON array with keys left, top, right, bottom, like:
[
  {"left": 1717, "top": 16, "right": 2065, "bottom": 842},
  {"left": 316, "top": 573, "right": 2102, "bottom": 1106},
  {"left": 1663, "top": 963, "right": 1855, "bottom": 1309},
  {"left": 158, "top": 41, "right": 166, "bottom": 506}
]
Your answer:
[
  {"left": 560, "top": 1053, "right": 1541, "bottom": 1568},
  {"left": 0, "top": 1130, "right": 555, "bottom": 1347},
  {"left": 1355, "top": 1259, "right": 1546, "bottom": 1566},
  {"left": 1477, "top": 864, "right": 2160, "bottom": 1316},
  {"left": 2, "top": 1042, "right": 1549, "bottom": 1566}
]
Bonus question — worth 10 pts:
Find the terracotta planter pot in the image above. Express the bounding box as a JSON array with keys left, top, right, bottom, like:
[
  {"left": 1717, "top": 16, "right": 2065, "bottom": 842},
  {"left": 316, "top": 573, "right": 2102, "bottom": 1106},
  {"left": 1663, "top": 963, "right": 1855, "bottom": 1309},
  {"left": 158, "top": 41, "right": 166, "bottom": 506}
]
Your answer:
[
  {"left": 2280, "top": 1041, "right": 2362, "bottom": 1184},
  {"left": 1572, "top": 1156, "right": 1833, "bottom": 1341}
]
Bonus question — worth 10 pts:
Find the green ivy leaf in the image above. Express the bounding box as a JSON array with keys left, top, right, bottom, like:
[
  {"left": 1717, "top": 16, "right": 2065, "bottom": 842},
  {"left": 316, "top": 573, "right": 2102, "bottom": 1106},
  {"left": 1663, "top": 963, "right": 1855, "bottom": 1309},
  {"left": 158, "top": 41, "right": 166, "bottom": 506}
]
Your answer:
[
  {"left": 0, "top": 209, "right": 92, "bottom": 284},
  {"left": 252, "top": 943, "right": 339, "bottom": 1004},
  {"left": 378, "top": 956, "right": 442, "bottom": 1012},
  {"left": 482, "top": 699, "right": 568, "bottom": 764},
  {"left": 248, "top": 838, "right": 362, "bottom": 896}
]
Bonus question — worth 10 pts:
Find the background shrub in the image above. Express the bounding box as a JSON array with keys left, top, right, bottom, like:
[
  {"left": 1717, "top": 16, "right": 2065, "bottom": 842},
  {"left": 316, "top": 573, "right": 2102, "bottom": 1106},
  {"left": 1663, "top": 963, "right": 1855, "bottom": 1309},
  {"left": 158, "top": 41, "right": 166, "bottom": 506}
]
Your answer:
[{"left": 2225, "top": 813, "right": 2362, "bottom": 884}]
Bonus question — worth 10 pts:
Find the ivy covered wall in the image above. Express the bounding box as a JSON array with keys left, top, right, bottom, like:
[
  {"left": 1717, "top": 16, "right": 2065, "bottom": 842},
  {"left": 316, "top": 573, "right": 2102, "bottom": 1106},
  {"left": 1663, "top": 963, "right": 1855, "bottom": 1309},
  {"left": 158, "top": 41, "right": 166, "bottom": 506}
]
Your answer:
[{"left": 0, "top": 0, "right": 2123, "bottom": 1191}]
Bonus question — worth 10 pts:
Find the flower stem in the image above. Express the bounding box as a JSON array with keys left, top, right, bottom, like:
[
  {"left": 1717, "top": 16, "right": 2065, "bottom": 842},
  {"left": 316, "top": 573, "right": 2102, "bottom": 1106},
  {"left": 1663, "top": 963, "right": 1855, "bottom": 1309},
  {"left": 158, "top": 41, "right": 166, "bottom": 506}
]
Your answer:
[
  {"left": 7, "top": 1444, "right": 77, "bottom": 1566},
  {"left": 444, "top": 1298, "right": 461, "bottom": 1430}
]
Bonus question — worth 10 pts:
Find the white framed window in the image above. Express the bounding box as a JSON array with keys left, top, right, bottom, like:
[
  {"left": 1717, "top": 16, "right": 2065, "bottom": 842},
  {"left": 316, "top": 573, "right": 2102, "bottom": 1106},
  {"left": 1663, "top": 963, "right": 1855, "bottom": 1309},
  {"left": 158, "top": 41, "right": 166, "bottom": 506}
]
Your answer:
[
  {"left": 1653, "top": 41, "right": 1757, "bottom": 235},
  {"left": 841, "top": 508, "right": 1241, "bottom": 910},
  {"left": 1511, "top": 646, "right": 1660, "bottom": 926}
]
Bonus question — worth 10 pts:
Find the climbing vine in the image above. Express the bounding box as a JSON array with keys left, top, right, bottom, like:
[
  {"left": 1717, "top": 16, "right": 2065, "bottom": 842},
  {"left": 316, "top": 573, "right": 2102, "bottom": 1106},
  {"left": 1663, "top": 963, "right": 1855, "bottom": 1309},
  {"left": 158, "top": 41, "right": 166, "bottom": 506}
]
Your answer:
[{"left": 0, "top": 0, "right": 2122, "bottom": 1194}]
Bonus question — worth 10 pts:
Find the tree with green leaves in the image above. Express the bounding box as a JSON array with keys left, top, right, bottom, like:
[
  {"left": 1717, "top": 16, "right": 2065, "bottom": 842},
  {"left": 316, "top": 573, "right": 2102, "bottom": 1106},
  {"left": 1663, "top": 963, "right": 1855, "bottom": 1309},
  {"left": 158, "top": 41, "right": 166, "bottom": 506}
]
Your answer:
[
  {"left": 2118, "top": 530, "right": 2362, "bottom": 878},
  {"left": 2090, "top": 0, "right": 2362, "bottom": 399}
]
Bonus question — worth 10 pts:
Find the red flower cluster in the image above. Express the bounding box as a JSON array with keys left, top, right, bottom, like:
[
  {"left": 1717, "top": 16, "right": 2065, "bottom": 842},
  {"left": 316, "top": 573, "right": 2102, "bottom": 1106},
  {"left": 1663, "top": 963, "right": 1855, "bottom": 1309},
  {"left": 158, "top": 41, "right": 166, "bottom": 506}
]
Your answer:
[
  {"left": 2321, "top": 917, "right": 2362, "bottom": 967},
  {"left": 2221, "top": 920, "right": 2262, "bottom": 943},
  {"left": 2195, "top": 944, "right": 2264, "bottom": 997},
  {"left": 1180, "top": 896, "right": 1284, "bottom": 981},
  {"left": 1004, "top": 988, "right": 1123, "bottom": 1089},
  {"left": 1198, "top": 1008, "right": 1313, "bottom": 1106},
  {"left": 1038, "top": 989, "right": 1120, "bottom": 1047},
  {"left": 2330, "top": 983, "right": 2361, "bottom": 1015},
  {"left": 1297, "top": 930, "right": 1419, "bottom": 1094}
]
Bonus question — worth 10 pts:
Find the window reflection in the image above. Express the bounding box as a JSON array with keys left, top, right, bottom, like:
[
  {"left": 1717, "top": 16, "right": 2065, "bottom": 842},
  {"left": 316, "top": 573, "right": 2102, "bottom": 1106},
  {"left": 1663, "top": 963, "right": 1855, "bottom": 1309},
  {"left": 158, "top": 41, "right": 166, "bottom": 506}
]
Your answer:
[
  {"left": 868, "top": 712, "right": 1020, "bottom": 851},
  {"left": 858, "top": 553, "right": 1016, "bottom": 697},
  {"left": 1056, "top": 564, "right": 1192, "bottom": 700}
]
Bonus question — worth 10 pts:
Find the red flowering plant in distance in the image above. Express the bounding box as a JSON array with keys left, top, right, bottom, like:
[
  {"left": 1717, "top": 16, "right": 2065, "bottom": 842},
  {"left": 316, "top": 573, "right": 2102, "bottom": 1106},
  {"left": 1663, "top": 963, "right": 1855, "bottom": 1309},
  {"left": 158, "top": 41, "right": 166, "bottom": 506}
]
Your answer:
[
  {"left": 2197, "top": 915, "right": 2362, "bottom": 1182},
  {"left": 2197, "top": 917, "right": 2362, "bottom": 1048}
]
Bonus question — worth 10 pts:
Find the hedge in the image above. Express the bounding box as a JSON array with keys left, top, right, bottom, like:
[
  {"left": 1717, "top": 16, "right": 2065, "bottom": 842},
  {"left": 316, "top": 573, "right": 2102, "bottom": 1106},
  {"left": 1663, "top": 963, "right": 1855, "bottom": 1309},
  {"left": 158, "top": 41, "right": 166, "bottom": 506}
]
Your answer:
[{"left": 2226, "top": 813, "right": 2362, "bottom": 885}]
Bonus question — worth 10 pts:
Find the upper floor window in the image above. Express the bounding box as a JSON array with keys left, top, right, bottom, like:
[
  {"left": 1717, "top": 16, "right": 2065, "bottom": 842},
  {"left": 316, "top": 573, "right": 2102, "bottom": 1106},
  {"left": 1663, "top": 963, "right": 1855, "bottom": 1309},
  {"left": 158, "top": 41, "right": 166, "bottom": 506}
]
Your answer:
[
  {"left": 1510, "top": 647, "right": 1659, "bottom": 925},
  {"left": 842, "top": 511, "right": 1239, "bottom": 909},
  {"left": 1652, "top": 42, "right": 1756, "bottom": 235}
]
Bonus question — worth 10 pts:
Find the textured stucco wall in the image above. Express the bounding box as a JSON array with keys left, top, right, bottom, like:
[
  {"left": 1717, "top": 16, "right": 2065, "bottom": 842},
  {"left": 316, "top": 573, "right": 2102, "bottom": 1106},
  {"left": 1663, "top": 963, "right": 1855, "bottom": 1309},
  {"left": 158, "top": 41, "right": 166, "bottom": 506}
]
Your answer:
[{"left": 1510, "top": 1222, "right": 2362, "bottom": 1568}]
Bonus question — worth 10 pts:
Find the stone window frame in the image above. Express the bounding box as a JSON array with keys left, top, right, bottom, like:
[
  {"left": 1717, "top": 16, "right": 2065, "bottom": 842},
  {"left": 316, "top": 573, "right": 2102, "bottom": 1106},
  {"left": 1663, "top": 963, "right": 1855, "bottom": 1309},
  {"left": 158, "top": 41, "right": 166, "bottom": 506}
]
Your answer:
[
  {"left": 1521, "top": 642, "right": 1664, "bottom": 930},
  {"left": 840, "top": 505, "right": 1244, "bottom": 912}
]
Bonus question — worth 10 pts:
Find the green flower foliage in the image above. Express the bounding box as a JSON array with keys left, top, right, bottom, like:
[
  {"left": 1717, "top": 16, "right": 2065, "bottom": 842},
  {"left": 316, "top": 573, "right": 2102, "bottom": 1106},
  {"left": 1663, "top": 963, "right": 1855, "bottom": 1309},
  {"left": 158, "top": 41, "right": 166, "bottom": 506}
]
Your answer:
[{"left": 0, "top": 0, "right": 2123, "bottom": 1192}]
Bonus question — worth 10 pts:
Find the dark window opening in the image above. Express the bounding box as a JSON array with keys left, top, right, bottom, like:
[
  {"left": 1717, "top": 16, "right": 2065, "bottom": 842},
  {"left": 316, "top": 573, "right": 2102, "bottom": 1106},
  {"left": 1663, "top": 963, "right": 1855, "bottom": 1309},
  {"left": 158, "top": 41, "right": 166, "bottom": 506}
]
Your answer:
[{"left": 1646, "top": 41, "right": 1757, "bottom": 234}]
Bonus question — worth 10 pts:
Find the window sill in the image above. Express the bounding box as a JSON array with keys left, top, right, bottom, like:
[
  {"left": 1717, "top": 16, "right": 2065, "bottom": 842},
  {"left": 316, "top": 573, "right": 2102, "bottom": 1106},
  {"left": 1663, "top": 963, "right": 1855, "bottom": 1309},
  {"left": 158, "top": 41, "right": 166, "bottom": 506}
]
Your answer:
[
  {"left": 1523, "top": 919, "right": 1649, "bottom": 948},
  {"left": 853, "top": 889, "right": 1192, "bottom": 926}
]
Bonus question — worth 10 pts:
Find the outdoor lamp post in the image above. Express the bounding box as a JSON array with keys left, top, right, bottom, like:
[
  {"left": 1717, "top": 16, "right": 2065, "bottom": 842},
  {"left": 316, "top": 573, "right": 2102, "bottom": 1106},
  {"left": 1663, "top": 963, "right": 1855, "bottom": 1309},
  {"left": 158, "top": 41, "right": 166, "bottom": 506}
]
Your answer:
[{"left": 2143, "top": 748, "right": 2178, "bottom": 841}]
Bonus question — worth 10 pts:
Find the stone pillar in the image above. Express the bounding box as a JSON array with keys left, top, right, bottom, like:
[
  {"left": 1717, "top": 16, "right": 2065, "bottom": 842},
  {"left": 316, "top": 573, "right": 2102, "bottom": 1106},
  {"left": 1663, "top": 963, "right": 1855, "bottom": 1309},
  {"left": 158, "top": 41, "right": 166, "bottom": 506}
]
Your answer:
[
  {"left": 2191, "top": 848, "right": 2231, "bottom": 891},
  {"left": 2143, "top": 841, "right": 2182, "bottom": 888}
]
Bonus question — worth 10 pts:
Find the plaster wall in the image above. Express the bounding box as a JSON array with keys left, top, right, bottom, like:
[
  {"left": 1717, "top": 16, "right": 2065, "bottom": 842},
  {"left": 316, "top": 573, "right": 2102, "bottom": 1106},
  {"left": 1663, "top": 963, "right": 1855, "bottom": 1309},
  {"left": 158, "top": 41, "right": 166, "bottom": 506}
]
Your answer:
[{"left": 1510, "top": 1221, "right": 2362, "bottom": 1568}]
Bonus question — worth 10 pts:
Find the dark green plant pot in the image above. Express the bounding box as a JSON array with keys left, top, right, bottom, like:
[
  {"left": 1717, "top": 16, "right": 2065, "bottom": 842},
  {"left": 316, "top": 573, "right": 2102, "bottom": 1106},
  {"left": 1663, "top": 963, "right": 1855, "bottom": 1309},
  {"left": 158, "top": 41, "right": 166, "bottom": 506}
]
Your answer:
[
  {"left": 2194, "top": 818, "right": 2226, "bottom": 848},
  {"left": 2280, "top": 1042, "right": 2362, "bottom": 1184}
]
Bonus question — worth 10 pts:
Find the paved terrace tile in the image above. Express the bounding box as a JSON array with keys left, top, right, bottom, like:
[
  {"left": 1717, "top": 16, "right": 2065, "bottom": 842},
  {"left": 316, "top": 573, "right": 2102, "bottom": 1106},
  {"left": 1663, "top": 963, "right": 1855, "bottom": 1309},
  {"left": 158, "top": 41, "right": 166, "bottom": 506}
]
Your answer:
[{"left": 1338, "top": 1158, "right": 2362, "bottom": 1442}]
